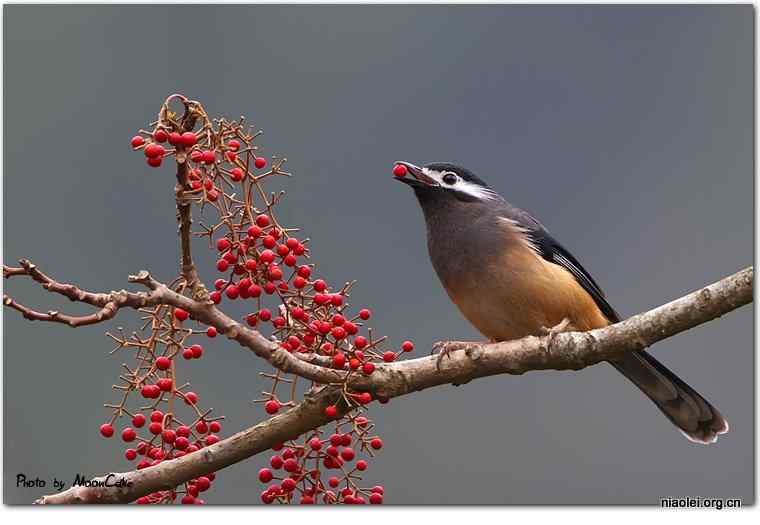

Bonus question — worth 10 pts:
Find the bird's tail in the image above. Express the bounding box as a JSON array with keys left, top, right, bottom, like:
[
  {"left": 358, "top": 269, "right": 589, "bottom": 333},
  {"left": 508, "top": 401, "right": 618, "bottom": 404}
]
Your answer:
[{"left": 610, "top": 351, "right": 728, "bottom": 444}]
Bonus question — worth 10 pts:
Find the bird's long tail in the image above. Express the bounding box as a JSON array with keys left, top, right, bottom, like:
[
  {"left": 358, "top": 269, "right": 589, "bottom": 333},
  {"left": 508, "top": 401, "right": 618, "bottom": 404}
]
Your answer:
[{"left": 610, "top": 351, "right": 728, "bottom": 444}]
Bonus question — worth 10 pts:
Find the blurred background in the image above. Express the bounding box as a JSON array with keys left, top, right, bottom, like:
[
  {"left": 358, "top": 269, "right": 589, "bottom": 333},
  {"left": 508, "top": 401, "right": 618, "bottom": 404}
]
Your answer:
[{"left": 3, "top": 5, "right": 753, "bottom": 504}]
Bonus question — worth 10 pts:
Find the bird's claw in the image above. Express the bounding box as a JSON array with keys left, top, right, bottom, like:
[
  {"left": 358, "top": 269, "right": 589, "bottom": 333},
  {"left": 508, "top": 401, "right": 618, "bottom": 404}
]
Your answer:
[
  {"left": 431, "top": 340, "right": 475, "bottom": 371},
  {"left": 539, "top": 318, "right": 573, "bottom": 353}
]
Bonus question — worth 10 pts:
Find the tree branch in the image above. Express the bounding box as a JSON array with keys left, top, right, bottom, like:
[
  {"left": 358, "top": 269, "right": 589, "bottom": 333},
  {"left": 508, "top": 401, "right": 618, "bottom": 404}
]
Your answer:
[{"left": 34, "top": 266, "right": 753, "bottom": 504}]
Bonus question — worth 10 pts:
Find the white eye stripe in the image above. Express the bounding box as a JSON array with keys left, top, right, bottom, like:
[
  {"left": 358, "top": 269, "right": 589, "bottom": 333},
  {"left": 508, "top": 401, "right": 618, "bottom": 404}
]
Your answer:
[{"left": 422, "top": 168, "right": 500, "bottom": 202}]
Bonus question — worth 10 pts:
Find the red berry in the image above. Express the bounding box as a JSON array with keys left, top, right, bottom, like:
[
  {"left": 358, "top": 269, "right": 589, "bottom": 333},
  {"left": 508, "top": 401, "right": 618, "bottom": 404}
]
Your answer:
[
  {"left": 228, "top": 139, "right": 241, "bottom": 151},
  {"left": 383, "top": 351, "right": 396, "bottom": 362},
  {"left": 157, "top": 378, "right": 173, "bottom": 391},
  {"left": 147, "top": 156, "right": 162, "bottom": 167},
  {"left": 313, "top": 279, "right": 327, "bottom": 292},
  {"left": 370, "top": 438, "right": 383, "bottom": 450},
  {"left": 148, "top": 422, "right": 162, "bottom": 435},
  {"left": 369, "top": 493, "right": 383, "bottom": 504},
  {"left": 340, "top": 447, "right": 355, "bottom": 461},
  {"left": 184, "top": 392, "right": 199, "bottom": 405},
  {"left": 230, "top": 167, "right": 244, "bottom": 181},
  {"left": 353, "top": 335, "right": 367, "bottom": 349},
  {"left": 216, "top": 259, "right": 229, "bottom": 272},
  {"left": 281, "top": 478, "right": 297, "bottom": 492},
  {"left": 226, "top": 151, "right": 238, "bottom": 162},
  {"left": 258, "top": 468, "right": 273, "bottom": 483},
  {"left": 181, "top": 132, "right": 197, "bottom": 147},
  {"left": 174, "top": 308, "right": 189, "bottom": 322},
  {"left": 349, "top": 358, "right": 360, "bottom": 370},
  {"left": 393, "top": 164, "right": 408, "bottom": 177},
  {"left": 190, "top": 150, "right": 203, "bottom": 163},
  {"left": 262, "top": 235, "right": 276, "bottom": 249},
  {"left": 401, "top": 340, "right": 414, "bottom": 352},
  {"left": 283, "top": 458, "right": 299, "bottom": 473},
  {"left": 196, "top": 421, "right": 208, "bottom": 434},
  {"left": 356, "top": 460, "right": 368, "bottom": 471},
  {"left": 182, "top": 348, "right": 194, "bottom": 360},
  {"left": 132, "top": 414, "right": 146, "bottom": 428},
  {"left": 309, "top": 437, "right": 322, "bottom": 450},
  {"left": 201, "top": 150, "right": 215, "bottom": 165},
  {"left": 372, "top": 485, "right": 384, "bottom": 494},
  {"left": 209, "top": 421, "right": 221, "bottom": 433},
  {"left": 153, "top": 129, "right": 168, "bottom": 143},
  {"left": 256, "top": 214, "right": 271, "bottom": 227},
  {"left": 150, "top": 410, "right": 164, "bottom": 423},
  {"left": 225, "top": 285, "right": 239, "bottom": 300},
  {"left": 362, "top": 362, "right": 375, "bottom": 375},
  {"left": 206, "top": 326, "right": 217, "bottom": 338},
  {"left": 162, "top": 429, "right": 176, "bottom": 443},
  {"left": 297, "top": 265, "right": 311, "bottom": 279},
  {"left": 258, "top": 308, "right": 272, "bottom": 322},
  {"left": 206, "top": 434, "right": 220, "bottom": 446},
  {"left": 168, "top": 132, "right": 182, "bottom": 145},
  {"left": 359, "top": 308, "right": 371, "bottom": 320},
  {"left": 331, "top": 295, "right": 344, "bottom": 307},
  {"left": 216, "top": 238, "right": 231, "bottom": 251},
  {"left": 333, "top": 353, "right": 346, "bottom": 369},
  {"left": 191, "top": 344, "right": 203, "bottom": 359},
  {"left": 265, "top": 400, "right": 280, "bottom": 415},
  {"left": 131, "top": 135, "right": 145, "bottom": 148},
  {"left": 325, "top": 405, "right": 338, "bottom": 418},
  {"left": 125, "top": 448, "right": 137, "bottom": 461},
  {"left": 254, "top": 157, "right": 267, "bottom": 169},
  {"left": 270, "top": 455, "right": 284, "bottom": 469},
  {"left": 155, "top": 356, "right": 171, "bottom": 370},
  {"left": 196, "top": 476, "right": 211, "bottom": 491},
  {"left": 100, "top": 423, "right": 114, "bottom": 438},
  {"left": 358, "top": 392, "right": 372, "bottom": 404},
  {"left": 144, "top": 144, "right": 163, "bottom": 158},
  {"left": 331, "top": 326, "right": 347, "bottom": 340},
  {"left": 174, "top": 437, "right": 190, "bottom": 450},
  {"left": 344, "top": 322, "right": 358, "bottom": 335}
]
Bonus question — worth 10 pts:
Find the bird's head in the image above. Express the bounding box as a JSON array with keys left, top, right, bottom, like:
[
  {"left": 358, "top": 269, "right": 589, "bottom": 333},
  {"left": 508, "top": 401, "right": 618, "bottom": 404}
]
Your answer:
[{"left": 393, "top": 161, "right": 502, "bottom": 206}]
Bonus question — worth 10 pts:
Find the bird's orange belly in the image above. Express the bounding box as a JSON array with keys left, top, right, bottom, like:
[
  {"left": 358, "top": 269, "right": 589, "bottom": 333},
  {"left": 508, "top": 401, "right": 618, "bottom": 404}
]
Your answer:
[{"left": 443, "top": 249, "right": 610, "bottom": 342}]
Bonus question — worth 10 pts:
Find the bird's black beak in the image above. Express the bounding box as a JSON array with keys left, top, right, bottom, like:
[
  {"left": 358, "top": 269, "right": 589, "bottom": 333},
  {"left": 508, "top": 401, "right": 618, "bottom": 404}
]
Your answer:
[{"left": 393, "top": 161, "right": 438, "bottom": 188}]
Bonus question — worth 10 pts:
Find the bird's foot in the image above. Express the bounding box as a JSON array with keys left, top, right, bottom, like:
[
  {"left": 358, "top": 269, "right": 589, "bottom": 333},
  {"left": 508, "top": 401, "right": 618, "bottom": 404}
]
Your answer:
[
  {"left": 431, "top": 340, "right": 477, "bottom": 371},
  {"left": 539, "top": 318, "right": 573, "bottom": 353}
]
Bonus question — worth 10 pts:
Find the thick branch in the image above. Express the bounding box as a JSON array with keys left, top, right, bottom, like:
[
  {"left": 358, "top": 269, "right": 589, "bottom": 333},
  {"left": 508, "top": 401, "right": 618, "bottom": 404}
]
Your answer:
[{"left": 35, "top": 266, "right": 752, "bottom": 504}]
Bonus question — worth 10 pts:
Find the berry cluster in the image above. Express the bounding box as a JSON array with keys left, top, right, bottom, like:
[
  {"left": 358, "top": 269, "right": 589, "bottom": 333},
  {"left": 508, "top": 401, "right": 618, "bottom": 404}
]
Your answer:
[
  {"left": 98, "top": 303, "right": 224, "bottom": 504},
  {"left": 116, "top": 94, "right": 413, "bottom": 504}
]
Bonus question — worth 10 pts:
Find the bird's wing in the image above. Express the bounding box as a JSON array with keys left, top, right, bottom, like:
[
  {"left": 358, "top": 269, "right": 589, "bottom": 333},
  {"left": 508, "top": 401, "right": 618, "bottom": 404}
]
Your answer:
[{"left": 508, "top": 207, "right": 621, "bottom": 323}]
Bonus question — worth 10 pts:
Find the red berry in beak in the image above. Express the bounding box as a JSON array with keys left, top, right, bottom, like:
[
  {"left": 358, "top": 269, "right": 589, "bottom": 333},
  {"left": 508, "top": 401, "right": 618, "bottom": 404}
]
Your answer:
[{"left": 393, "top": 164, "right": 408, "bottom": 177}]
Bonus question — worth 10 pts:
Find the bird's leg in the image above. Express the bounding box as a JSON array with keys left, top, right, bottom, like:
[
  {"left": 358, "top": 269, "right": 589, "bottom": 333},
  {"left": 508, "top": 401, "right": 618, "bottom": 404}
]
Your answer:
[
  {"left": 539, "top": 317, "right": 574, "bottom": 353},
  {"left": 431, "top": 340, "right": 482, "bottom": 371}
]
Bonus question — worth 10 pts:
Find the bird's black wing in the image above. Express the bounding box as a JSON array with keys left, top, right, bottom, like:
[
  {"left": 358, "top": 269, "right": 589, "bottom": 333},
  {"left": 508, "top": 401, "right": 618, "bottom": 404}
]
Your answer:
[{"left": 509, "top": 207, "right": 621, "bottom": 323}]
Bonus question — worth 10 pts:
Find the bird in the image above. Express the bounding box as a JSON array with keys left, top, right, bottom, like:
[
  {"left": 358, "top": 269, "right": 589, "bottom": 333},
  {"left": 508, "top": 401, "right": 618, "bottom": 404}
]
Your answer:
[{"left": 393, "top": 160, "right": 728, "bottom": 444}]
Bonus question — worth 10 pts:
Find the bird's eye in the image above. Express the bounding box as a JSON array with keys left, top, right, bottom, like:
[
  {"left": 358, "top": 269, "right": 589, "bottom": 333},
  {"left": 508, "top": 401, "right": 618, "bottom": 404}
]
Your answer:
[{"left": 442, "top": 172, "right": 458, "bottom": 185}]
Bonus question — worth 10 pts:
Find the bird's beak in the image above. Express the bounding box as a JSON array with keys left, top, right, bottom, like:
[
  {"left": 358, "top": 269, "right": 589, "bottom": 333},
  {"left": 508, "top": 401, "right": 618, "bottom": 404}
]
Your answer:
[{"left": 393, "top": 161, "right": 438, "bottom": 188}]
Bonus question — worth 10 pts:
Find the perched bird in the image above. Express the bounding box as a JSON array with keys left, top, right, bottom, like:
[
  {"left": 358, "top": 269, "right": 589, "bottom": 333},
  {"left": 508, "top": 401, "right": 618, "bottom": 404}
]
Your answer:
[{"left": 393, "top": 161, "right": 728, "bottom": 444}]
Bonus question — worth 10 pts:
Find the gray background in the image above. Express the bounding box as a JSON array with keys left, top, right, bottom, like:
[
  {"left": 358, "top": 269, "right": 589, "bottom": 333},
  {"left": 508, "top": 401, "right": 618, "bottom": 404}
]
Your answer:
[{"left": 3, "top": 5, "right": 754, "bottom": 504}]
